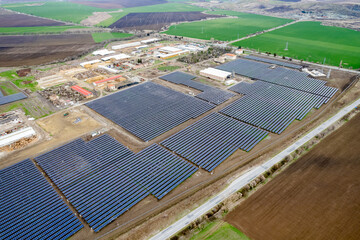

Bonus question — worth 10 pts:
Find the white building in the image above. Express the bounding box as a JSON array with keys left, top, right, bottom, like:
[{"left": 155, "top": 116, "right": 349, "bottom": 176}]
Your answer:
[
  {"left": 112, "top": 42, "right": 141, "bottom": 50},
  {"left": 101, "top": 54, "right": 131, "bottom": 61},
  {"left": 80, "top": 60, "right": 101, "bottom": 68},
  {"left": 0, "top": 127, "right": 36, "bottom": 148},
  {"left": 200, "top": 68, "right": 231, "bottom": 82},
  {"left": 141, "top": 38, "right": 160, "bottom": 44},
  {"left": 92, "top": 49, "right": 115, "bottom": 56}
]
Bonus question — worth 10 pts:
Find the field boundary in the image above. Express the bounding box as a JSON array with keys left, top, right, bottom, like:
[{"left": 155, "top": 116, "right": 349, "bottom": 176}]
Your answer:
[{"left": 148, "top": 96, "right": 360, "bottom": 240}]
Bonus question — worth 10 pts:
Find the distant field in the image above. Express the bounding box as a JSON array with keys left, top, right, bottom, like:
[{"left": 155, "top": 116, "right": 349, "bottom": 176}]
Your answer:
[
  {"left": 0, "top": 13, "right": 65, "bottom": 27},
  {"left": 163, "top": 10, "right": 292, "bottom": 41},
  {"left": 233, "top": 21, "right": 360, "bottom": 69},
  {"left": 71, "top": 0, "right": 167, "bottom": 9},
  {"left": 2, "top": 2, "right": 113, "bottom": 23},
  {"left": 226, "top": 114, "right": 360, "bottom": 240},
  {"left": 0, "top": 26, "right": 86, "bottom": 34},
  {"left": 98, "top": 3, "right": 206, "bottom": 26},
  {"left": 91, "top": 32, "right": 133, "bottom": 43},
  {"left": 191, "top": 220, "right": 250, "bottom": 240}
]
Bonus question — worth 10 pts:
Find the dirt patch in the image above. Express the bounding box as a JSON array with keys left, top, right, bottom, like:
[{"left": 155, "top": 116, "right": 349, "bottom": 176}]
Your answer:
[
  {"left": 81, "top": 11, "right": 113, "bottom": 26},
  {"left": 0, "top": 14, "right": 65, "bottom": 27},
  {"left": 225, "top": 113, "right": 360, "bottom": 240},
  {"left": 72, "top": 0, "right": 167, "bottom": 9},
  {"left": 109, "top": 12, "right": 222, "bottom": 31},
  {"left": 0, "top": 34, "right": 98, "bottom": 67}
]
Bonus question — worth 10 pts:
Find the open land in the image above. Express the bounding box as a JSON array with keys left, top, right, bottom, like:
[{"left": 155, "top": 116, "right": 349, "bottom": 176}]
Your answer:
[
  {"left": 0, "top": 26, "right": 87, "bottom": 35},
  {"left": 233, "top": 21, "right": 360, "bottom": 69},
  {"left": 2, "top": 2, "right": 113, "bottom": 23},
  {"left": 109, "top": 12, "right": 222, "bottom": 31},
  {"left": 163, "top": 10, "right": 292, "bottom": 41},
  {"left": 226, "top": 113, "right": 360, "bottom": 240},
  {"left": 0, "top": 34, "right": 97, "bottom": 67},
  {"left": 98, "top": 3, "right": 206, "bottom": 26},
  {"left": 72, "top": 0, "right": 167, "bottom": 9},
  {"left": 91, "top": 32, "right": 133, "bottom": 43},
  {"left": 0, "top": 13, "right": 65, "bottom": 27}
]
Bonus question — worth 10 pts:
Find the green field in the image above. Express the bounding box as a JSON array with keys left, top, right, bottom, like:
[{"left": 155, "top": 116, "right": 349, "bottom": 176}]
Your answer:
[
  {"left": 98, "top": 3, "right": 206, "bottom": 26},
  {"left": 3, "top": 2, "right": 113, "bottom": 23},
  {"left": 157, "top": 65, "right": 181, "bottom": 71},
  {"left": 0, "top": 26, "right": 86, "bottom": 35},
  {"left": 191, "top": 221, "right": 250, "bottom": 240},
  {"left": 233, "top": 21, "right": 360, "bottom": 69},
  {"left": 163, "top": 10, "right": 292, "bottom": 41},
  {"left": 91, "top": 32, "right": 133, "bottom": 43}
]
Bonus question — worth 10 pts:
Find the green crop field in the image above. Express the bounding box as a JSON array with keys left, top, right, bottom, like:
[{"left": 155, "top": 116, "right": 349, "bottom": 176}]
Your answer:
[
  {"left": 91, "top": 32, "right": 133, "bottom": 43},
  {"left": 233, "top": 21, "right": 360, "bottom": 69},
  {"left": 98, "top": 3, "right": 206, "bottom": 27},
  {"left": 190, "top": 221, "right": 250, "bottom": 240},
  {"left": 2, "top": 2, "right": 113, "bottom": 23},
  {"left": 0, "top": 26, "right": 86, "bottom": 35},
  {"left": 163, "top": 10, "right": 292, "bottom": 41}
]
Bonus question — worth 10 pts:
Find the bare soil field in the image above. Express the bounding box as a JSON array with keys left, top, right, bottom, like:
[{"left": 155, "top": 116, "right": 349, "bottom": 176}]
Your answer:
[
  {"left": 72, "top": 0, "right": 167, "bottom": 9},
  {"left": 109, "top": 12, "right": 222, "bottom": 31},
  {"left": 0, "top": 13, "right": 65, "bottom": 27},
  {"left": 0, "top": 34, "right": 98, "bottom": 67},
  {"left": 226, "top": 113, "right": 360, "bottom": 240}
]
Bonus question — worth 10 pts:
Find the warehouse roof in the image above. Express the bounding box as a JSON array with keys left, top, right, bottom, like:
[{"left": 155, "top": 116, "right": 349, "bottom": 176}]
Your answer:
[
  {"left": 71, "top": 85, "right": 93, "bottom": 96},
  {"left": 93, "top": 75, "right": 123, "bottom": 86},
  {"left": 200, "top": 68, "right": 231, "bottom": 78}
]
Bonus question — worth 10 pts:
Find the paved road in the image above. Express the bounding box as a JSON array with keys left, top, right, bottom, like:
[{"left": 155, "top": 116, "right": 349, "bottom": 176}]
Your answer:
[{"left": 149, "top": 98, "right": 360, "bottom": 240}]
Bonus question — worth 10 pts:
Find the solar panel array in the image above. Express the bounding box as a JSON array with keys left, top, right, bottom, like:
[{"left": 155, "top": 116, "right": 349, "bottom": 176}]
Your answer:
[
  {"left": 160, "top": 71, "right": 235, "bottom": 105},
  {"left": 118, "top": 144, "right": 198, "bottom": 200},
  {"left": 35, "top": 135, "right": 147, "bottom": 232},
  {"left": 0, "top": 92, "right": 27, "bottom": 105},
  {"left": 161, "top": 113, "right": 268, "bottom": 172},
  {"left": 0, "top": 159, "right": 83, "bottom": 240},
  {"left": 86, "top": 82, "right": 214, "bottom": 141},
  {"left": 223, "top": 81, "right": 329, "bottom": 134},
  {"left": 217, "top": 59, "right": 337, "bottom": 98},
  {"left": 245, "top": 55, "right": 302, "bottom": 69},
  {"left": 35, "top": 134, "right": 198, "bottom": 231}
]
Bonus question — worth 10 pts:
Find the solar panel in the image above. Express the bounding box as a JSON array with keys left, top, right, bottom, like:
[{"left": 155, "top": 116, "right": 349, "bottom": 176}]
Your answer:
[
  {"left": 160, "top": 71, "right": 235, "bottom": 105},
  {"left": 161, "top": 113, "right": 268, "bottom": 171},
  {"left": 0, "top": 159, "right": 83, "bottom": 239},
  {"left": 245, "top": 55, "right": 302, "bottom": 69},
  {"left": 86, "top": 82, "right": 215, "bottom": 141},
  {"left": 0, "top": 92, "right": 27, "bottom": 105}
]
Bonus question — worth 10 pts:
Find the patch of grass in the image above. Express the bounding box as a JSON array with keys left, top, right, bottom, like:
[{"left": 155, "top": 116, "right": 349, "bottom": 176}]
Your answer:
[
  {"left": 0, "top": 102, "right": 29, "bottom": 115},
  {"left": 163, "top": 11, "right": 292, "bottom": 41},
  {"left": 0, "top": 70, "right": 19, "bottom": 80},
  {"left": 0, "top": 26, "right": 87, "bottom": 35},
  {"left": 3, "top": 2, "right": 114, "bottom": 23},
  {"left": 98, "top": 3, "right": 206, "bottom": 26},
  {"left": 191, "top": 221, "right": 250, "bottom": 240},
  {"left": 0, "top": 83, "right": 19, "bottom": 95},
  {"left": 233, "top": 21, "right": 360, "bottom": 69},
  {"left": 157, "top": 65, "right": 181, "bottom": 71},
  {"left": 91, "top": 32, "right": 133, "bottom": 43},
  {"left": 12, "top": 76, "right": 38, "bottom": 92},
  {"left": 37, "top": 67, "right": 54, "bottom": 72}
]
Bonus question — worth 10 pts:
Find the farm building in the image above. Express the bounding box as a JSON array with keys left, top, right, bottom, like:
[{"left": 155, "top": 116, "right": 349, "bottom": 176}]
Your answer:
[
  {"left": 135, "top": 45, "right": 148, "bottom": 50},
  {"left": 98, "top": 65, "right": 121, "bottom": 74},
  {"left": 224, "top": 53, "right": 237, "bottom": 60},
  {"left": 200, "top": 68, "right": 231, "bottom": 82},
  {"left": 141, "top": 38, "right": 160, "bottom": 44},
  {"left": 0, "top": 127, "right": 36, "bottom": 148},
  {"left": 112, "top": 42, "right": 141, "bottom": 50},
  {"left": 159, "top": 46, "right": 182, "bottom": 54},
  {"left": 80, "top": 60, "right": 101, "bottom": 68},
  {"left": 236, "top": 49, "right": 244, "bottom": 55},
  {"left": 92, "top": 49, "right": 115, "bottom": 56},
  {"left": 101, "top": 54, "right": 131, "bottom": 61},
  {"left": 159, "top": 50, "right": 189, "bottom": 60},
  {"left": 71, "top": 85, "right": 93, "bottom": 98},
  {"left": 93, "top": 75, "right": 125, "bottom": 88}
]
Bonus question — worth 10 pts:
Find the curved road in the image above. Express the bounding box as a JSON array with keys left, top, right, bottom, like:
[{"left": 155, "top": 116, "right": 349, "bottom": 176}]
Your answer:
[{"left": 149, "top": 97, "right": 360, "bottom": 240}]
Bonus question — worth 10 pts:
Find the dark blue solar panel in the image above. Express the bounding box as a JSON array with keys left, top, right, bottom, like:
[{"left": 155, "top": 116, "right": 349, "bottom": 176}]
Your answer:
[
  {"left": 0, "top": 159, "right": 83, "bottom": 240},
  {"left": 160, "top": 71, "right": 235, "bottom": 105},
  {"left": 0, "top": 92, "right": 27, "bottom": 105},
  {"left": 161, "top": 113, "right": 268, "bottom": 171},
  {"left": 245, "top": 55, "right": 302, "bottom": 69},
  {"left": 86, "top": 82, "right": 215, "bottom": 141}
]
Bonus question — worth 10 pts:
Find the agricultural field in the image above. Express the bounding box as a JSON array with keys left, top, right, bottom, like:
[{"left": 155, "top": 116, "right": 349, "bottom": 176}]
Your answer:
[
  {"left": 0, "top": 34, "right": 97, "bottom": 67},
  {"left": 109, "top": 12, "right": 221, "bottom": 31},
  {"left": 71, "top": 0, "right": 167, "bottom": 9},
  {"left": 91, "top": 32, "right": 133, "bottom": 43},
  {"left": 233, "top": 21, "right": 360, "bottom": 69},
  {"left": 0, "top": 26, "right": 87, "bottom": 35},
  {"left": 226, "top": 113, "right": 360, "bottom": 240},
  {"left": 163, "top": 10, "right": 292, "bottom": 41},
  {"left": 191, "top": 220, "right": 250, "bottom": 240},
  {"left": 0, "top": 13, "right": 64, "bottom": 27},
  {"left": 2, "top": 2, "right": 113, "bottom": 23},
  {"left": 98, "top": 3, "right": 206, "bottom": 26}
]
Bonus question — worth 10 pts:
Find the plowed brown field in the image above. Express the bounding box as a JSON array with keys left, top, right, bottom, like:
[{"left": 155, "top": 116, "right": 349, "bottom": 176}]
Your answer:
[
  {"left": 0, "top": 14, "right": 64, "bottom": 27},
  {"left": 226, "top": 113, "right": 360, "bottom": 240}
]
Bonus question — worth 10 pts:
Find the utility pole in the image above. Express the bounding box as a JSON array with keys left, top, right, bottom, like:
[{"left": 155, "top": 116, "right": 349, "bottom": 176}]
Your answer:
[
  {"left": 284, "top": 42, "right": 288, "bottom": 51},
  {"left": 323, "top": 57, "right": 326, "bottom": 65}
]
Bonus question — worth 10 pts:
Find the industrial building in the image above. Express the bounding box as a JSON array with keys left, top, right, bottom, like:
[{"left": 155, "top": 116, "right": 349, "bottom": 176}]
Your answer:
[
  {"left": 80, "top": 60, "right": 101, "bottom": 68},
  {"left": 71, "top": 85, "right": 93, "bottom": 98},
  {"left": 141, "top": 38, "right": 160, "bottom": 44},
  {"left": 93, "top": 75, "right": 125, "bottom": 88},
  {"left": 92, "top": 49, "right": 115, "bottom": 56},
  {"left": 112, "top": 42, "right": 141, "bottom": 50},
  {"left": 101, "top": 54, "right": 131, "bottom": 61},
  {"left": 200, "top": 68, "right": 231, "bottom": 82}
]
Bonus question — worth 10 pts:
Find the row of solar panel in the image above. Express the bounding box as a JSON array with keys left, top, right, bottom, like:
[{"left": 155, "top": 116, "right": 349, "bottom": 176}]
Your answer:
[
  {"left": 160, "top": 71, "right": 235, "bottom": 105},
  {"left": 35, "top": 134, "right": 197, "bottom": 232},
  {"left": 161, "top": 113, "right": 268, "bottom": 172},
  {"left": 0, "top": 92, "right": 27, "bottom": 105},
  {"left": 0, "top": 159, "right": 83, "bottom": 240},
  {"left": 217, "top": 58, "right": 337, "bottom": 98},
  {"left": 223, "top": 81, "right": 328, "bottom": 134},
  {"left": 245, "top": 55, "right": 302, "bottom": 69},
  {"left": 86, "top": 82, "right": 215, "bottom": 141}
]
